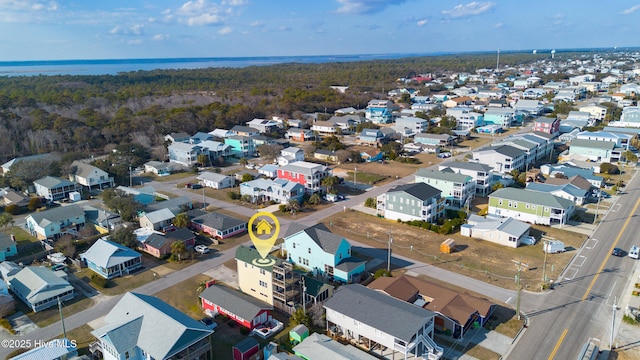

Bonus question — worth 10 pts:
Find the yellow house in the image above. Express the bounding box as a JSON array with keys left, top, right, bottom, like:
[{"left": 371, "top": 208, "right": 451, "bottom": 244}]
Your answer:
[{"left": 236, "top": 245, "right": 279, "bottom": 305}]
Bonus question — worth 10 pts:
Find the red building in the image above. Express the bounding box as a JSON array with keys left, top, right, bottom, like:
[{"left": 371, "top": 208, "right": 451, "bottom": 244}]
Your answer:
[
  {"left": 199, "top": 284, "right": 272, "bottom": 330},
  {"left": 533, "top": 116, "right": 560, "bottom": 135},
  {"left": 233, "top": 337, "right": 260, "bottom": 360},
  {"left": 277, "top": 161, "right": 330, "bottom": 194}
]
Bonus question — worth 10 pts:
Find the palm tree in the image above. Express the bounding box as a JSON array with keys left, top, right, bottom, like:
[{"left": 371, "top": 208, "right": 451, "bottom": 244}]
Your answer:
[
  {"left": 0, "top": 213, "right": 13, "bottom": 234},
  {"left": 173, "top": 213, "right": 190, "bottom": 228},
  {"left": 321, "top": 175, "right": 339, "bottom": 194},
  {"left": 288, "top": 199, "right": 300, "bottom": 216}
]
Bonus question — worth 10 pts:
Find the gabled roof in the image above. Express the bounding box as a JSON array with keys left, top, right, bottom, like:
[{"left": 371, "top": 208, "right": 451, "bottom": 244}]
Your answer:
[
  {"left": 142, "top": 208, "right": 175, "bottom": 224},
  {"left": 386, "top": 183, "right": 441, "bottom": 201},
  {"left": 33, "top": 176, "right": 76, "bottom": 189},
  {"left": 480, "top": 144, "right": 524, "bottom": 158},
  {"left": 415, "top": 168, "right": 472, "bottom": 183},
  {"left": 191, "top": 212, "right": 246, "bottom": 231},
  {"left": 490, "top": 187, "right": 574, "bottom": 209},
  {"left": 82, "top": 238, "right": 141, "bottom": 268},
  {"left": 26, "top": 204, "right": 85, "bottom": 228},
  {"left": 324, "top": 284, "right": 434, "bottom": 341},
  {"left": 368, "top": 274, "right": 494, "bottom": 327},
  {"left": 7, "top": 266, "right": 73, "bottom": 304},
  {"left": 92, "top": 292, "right": 212, "bottom": 360},
  {"left": 439, "top": 161, "right": 492, "bottom": 173},
  {"left": 200, "top": 284, "right": 272, "bottom": 320},
  {"left": 544, "top": 175, "right": 593, "bottom": 190},
  {"left": 70, "top": 161, "right": 108, "bottom": 178},
  {"left": 526, "top": 182, "right": 587, "bottom": 199},
  {"left": 197, "top": 171, "right": 232, "bottom": 183},
  {"left": 285, "top": 223, "right": 346, "bottom": 255}
]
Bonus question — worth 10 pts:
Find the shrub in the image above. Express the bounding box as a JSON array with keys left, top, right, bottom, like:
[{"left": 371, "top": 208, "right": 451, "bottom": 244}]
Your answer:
[
  {"left": 228, "top": 192, "right": 240, "bottom": 200},
  {"left": 364, "top": 197, "right": 376, "bottom": 208},
  {"left": 91, "top": 273, "right": 108, "bottom": 288},
  {"left": 279, "top": 204, "right": 288, "bottom": 213},
  {"left": 0, "top": 318, "right": 15, "bottom": 335},
  {"left": 373, "top": 269, "right": 392, "bottom": 279},
  {"left": 4, "top": 204, "right": 19, "bottom": 215}
]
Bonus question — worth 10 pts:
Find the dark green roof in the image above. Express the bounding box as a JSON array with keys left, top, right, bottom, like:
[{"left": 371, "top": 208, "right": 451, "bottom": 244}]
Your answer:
[{"left": 235, "top": 245, "right": 281, "bottom": 271}]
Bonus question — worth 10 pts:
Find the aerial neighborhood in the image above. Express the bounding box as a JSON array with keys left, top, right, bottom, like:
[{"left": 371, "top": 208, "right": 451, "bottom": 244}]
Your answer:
[{"left": 2, "top": 50, "right": 640, "bottom": 360}]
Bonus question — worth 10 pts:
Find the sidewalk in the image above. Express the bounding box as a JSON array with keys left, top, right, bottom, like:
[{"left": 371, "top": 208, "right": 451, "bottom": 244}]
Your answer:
[{"left": 611, "top": 260, "right": 640, "bottom": 359}]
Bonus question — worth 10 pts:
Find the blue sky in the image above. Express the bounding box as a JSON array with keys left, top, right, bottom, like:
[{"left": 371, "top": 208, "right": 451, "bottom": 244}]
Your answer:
[{"left": 0, "top": 0, "right": 638, "bottom": 61}]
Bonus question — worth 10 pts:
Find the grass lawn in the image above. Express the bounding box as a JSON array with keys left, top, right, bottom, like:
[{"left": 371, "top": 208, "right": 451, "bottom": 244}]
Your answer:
[
  {"left": 11, "top": 227, "right": 39, "bottom": 244},
  {"left": 485, "top": 305, "right": 524, "bottom": 338},
  {"left": 322, "top": 210, "right": 586, "bottom": 292},
  {"left": 344, "top": 170, "right": 387, "bottom": 185},
  {"left": 16, "top": 293, "right": 93, "bottom": 328},
  {"left": 154, "top": 273, "right": 211, "bottom": 320},
  {"left": 435, "top": 336, "right": 501, "bottom": 360},
  {"left": 61, "top": 324, "right": 96, "bottom": 357}
]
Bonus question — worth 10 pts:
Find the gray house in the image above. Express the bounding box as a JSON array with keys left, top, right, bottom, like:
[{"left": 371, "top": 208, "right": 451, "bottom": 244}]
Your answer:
[
  {"left": 377, "top": 183, "right": 444, "bottom": 223},
  {"left": 324, "top": 284, "right": 443, "bottom": 360},
  {"left": 438, "top": 161, "right": 494, "bottom": 197},
  {"left": 1, "top": 263, "right": 74, "bottom": 312},
  {"left": 90, "top": 292, "right": 213, "bottom": 360},
  {"left": 472, "top": 145, "right": 526, "bottom": 174},
  {"left": 461, "top": 214, "right": 531, "bottom": 248},
  {"left": 415, "top": 168, "right": 475, "bottom": 208}
]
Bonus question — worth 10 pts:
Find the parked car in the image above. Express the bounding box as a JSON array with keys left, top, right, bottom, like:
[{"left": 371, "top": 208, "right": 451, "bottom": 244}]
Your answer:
[
  {"left": 520, "top": 236, "right": 537, "bottom": 245},
  {"left": 200, "top": 317, "right": 218, "bottom": 331},
  {"left": 437, "top": 152, "right": 452, "bottom": 158},
  {"left": 195, "top": 245, "right": 210, "bottom": 254},
  {"left": 191, "top": 183, "right": 203, "bottom": 189},
  {"left": 611, "top": 247, "right": 624, "bottom": 257}
]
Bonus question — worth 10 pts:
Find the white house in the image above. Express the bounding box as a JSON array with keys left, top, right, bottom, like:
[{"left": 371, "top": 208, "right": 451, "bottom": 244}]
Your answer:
[
  {"left": 197, "top": 171, "right": 234, "bottom": 189},
  {"left": 70, "top": 161, "right": 114, "bottom": 190},
  {"left": 277, "top": 147, "right": 305, "bottom": 166}
]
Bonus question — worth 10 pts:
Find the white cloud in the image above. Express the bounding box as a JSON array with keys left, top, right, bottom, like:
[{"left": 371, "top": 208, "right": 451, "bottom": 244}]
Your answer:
[
  {"left": 417, "top": 19, "right": 428, "bottom": 26},
  {"left": 187, "top": 13, "right": 222, "bottom": 26},
  {"left": 249, "top": 20, "right": 264, "bottom": 27},
  {"left": 217, "top": 26, "right": 232, "bottom": 34},
  {"left": 109, "top": 24, "right": 145, "bottom": 36},
  {"left": 620, "top": 4, "right": 640, "bottom": 14},
  {"left": 127, "top": 39, "right": 143, "bottom": 45},
  {"left": 442, "top": 2, "right": 495, "bottom": 18},
  {"left": 153, "top": 34, "right": 169, "bottom": 41},
  {"left": 493, "top": 22, "right": 503, "bottom": 28},
  {"left": 222, "top": 0, "right": 247, "bottom": 5},
  {"left": 335, "top": 0, "right": 408, "bottom": 15},
  {"left": 0, "top": 0, "right": 58, "bottom": 11}
]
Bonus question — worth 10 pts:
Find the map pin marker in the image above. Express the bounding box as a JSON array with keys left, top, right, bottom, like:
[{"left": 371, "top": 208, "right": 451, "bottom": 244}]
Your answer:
[{"left": 248, "top": 212, "right": 280, "bottom": 266}]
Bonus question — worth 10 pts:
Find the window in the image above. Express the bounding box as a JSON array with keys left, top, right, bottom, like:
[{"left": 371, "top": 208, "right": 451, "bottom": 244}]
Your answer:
[
  {"left": 508, "top": 201, "right": 512, "bottom": 207},
  {"left": 308, "top": 248, "right": 311, "bottom": 254},
  {"left": 260, "top": 269, "right": 266, "bottom": 275},
  {"left": 498, "top": 200, "right": 503, "bottom": 205},
  {"left": 526, "top": 204, "right": 529, "bottom": 209},
  {"left": 292, "top": 243, "right": 296, "bottom": 249}
]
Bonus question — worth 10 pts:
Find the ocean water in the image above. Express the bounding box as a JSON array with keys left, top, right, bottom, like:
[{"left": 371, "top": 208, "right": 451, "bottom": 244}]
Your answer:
[{"left": 0, "top": 53, "right": 433, "bottom": 77}]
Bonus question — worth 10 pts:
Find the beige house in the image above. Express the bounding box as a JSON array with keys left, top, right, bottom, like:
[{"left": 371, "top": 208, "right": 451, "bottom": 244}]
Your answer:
[{"left": 236, "top": 246, "right": 278, "bottom": 305}]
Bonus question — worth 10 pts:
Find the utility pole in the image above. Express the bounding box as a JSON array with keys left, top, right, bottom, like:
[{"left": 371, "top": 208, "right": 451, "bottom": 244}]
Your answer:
[
  {"left": 129, "top": 166, "right": 133, "bottom": 187},
  {"left": 387, "top": 231, "right": 393, "bottom": 272},
  {"left": 496, "top": 48, "right": 500, "bottom": 71},
  {"left": 542, "top": 240, "right": 548, "bottom": 283},
  {"left": 202, "top": 184, "right": 206, "bottom": 210},
  {"left": 354, "top": 166, "right": 357, "bottom": 186},
  {"left": 58, "top": 297, "right": 66, "bottom": 338},
  {"left": 610, "top": 296, "right": 617, "bottom": 350},
  {"left": 512, "top": 260, "right": 529, "bottom": 321},
  {"left": 593, "top": 190, "right": 601, "bottom": 224}
]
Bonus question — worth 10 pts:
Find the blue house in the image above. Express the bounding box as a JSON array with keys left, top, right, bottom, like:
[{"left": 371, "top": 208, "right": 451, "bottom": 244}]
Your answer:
[
  {"left": 224, "top": 135, "right": 256, "bottom": 157},
  {"left": 0, "top": 234, "right": 17, "bottom": 261},
  {"left": 81, "top": 238, "right": 143, "bottom": 279},
  {"left": 358, "top": 128, "right": 386, "bottom": 145},
  {"left": 284, "top": 223, "right": 365, "bottom": 283}
]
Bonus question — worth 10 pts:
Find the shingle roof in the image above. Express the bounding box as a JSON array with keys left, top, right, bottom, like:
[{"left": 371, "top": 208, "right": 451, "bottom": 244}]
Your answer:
[
  {"left": 92, "top": 292, "right": 212, "bottom": 360},
  {"left": 324, "top": 284, "right": 434, "bottom": 341},
  {"left": 490, "top": 144, "right": 525, "bottom": 158},
  {"left": 570, "top": 138, "right": 615, "bottom": 150},
  {"left": 191, "top": 212, "right": 246, "bottom": 231},
  {"left": 387, "top": 182, "right": 441, "bottom": 201},
  {"left": 7, "top": 266, "right": 73, "bottom": 304},
  {"left": 26, "top": 204, "right": 85, "bottom": 228},
  {"left": 82, "top": 238, "right": 141, "bottom": 269},
  {"left": 71, "top": 161, "right": 107, "bottom": 178},
  {"left": 199, "top": 284, "right": 272, "bottom": 320},
  {"left": 284, "top": 223, "right": 346, "bottom": 255},
  {"left": 415, "top": 168, "right": 472, "bottom": 183},
  {"left": 235, "top": 245, "right": 281, "bottom": 271},
  {"left": 490, "top": 187, "right": 574, "bottom": 209}
]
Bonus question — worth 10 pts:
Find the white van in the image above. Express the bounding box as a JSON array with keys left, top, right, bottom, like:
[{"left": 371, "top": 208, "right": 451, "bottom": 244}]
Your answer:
[{"left": 629, "top": 245, "right": 639, "bottom": 259}]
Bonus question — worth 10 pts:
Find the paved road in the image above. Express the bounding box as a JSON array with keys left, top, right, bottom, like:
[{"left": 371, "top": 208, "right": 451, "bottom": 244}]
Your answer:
[{"left": 508, "top": 168, "right": 640, "bottom": 359}]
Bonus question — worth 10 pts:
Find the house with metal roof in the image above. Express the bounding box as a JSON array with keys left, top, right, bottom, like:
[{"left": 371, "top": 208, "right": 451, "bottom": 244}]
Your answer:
[
  {"left": 90, "top": 292, "right": 213, "bottom": 360},
  {"left": 415, "top": 168, "right": 474, "bottom": 208},
  {"left": 69, "top": 161, "right": 114, "bottom": 190},
  {"left": 293, "top": 333, "right": 379, "bottom": 360},
  {"left": 575, "top": 131, "right": 632, "bottom": 150},
  {"left": 9, "top": 338, "right": 77, "bottom": 360},
  {"left": 277, "top": 147, "right": 305, "bottom": 166},
  {"left": 1, "top": 263, "right": 74, "bottom": 312},
  {"left": 246, "top": 118, "right": 280, "bottom": 134},
  {"left": 240, "top": 178, "right": 304, "bottom": 205},
  {"left": 376, "top": 183, "right": 444, "bottom": 223},
  {"left": 414, "top": 133, "right": 455, "bottom": 146},
  {"left": 461, "top": 214, "right": 531, "bottom": 248},
  {"left": 190, "top": 212, "right": 247, "bottom": 239},
  {"left": 81, "top": 238, "right": 142, "bottom": 279},
  {"left": 568, "top": 138, "right": 620, "bottom": 163},
  {"left": 540, "top": 164, "right": 603, "bottom": 188},
  {"left": 324, "top": 284, "right": 442, "bottom": 360},
  {"left": 25, "top": 204, "right": 86, "bottom": 240},
  {"left": 284, "top": 223, "right": 365, "bottom": 284},
  {"left": 368, "top": 274, "right": 495, "bottom": 339},
  {"left": 488, "top": 187, "right": 575, "bottom": 226},
  {"left": 437, "top": 161, "right": 494, "bottom": 197},
  {"left": 139, "top": 208, "right": 176, "bottom": 231},
  {"left": 472, "top": 145, "right": 526, "bottom": 174},
  {"left": 200, "top": 284, "right": 273, "bottom": 330},
  {"left": 33, "top": 176, "right": 80, "bottom": 202},
  {"left": 526, "top": 182, "right": 588, "bottom": 205},
  {"left": 197, "top": 171, "right": 234, "bottom": 189}
]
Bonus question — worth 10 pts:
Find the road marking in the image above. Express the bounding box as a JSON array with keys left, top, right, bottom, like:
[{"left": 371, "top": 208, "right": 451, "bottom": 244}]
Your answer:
[
  {"left": 612, "top": 204, "right": 622, "bottom": 212},
  {"left": 548, "top": 328, "right": 568, "bottom": 360},
  {"left": 584, "top": 238, "right": 598, "bottom": 249},
  {"left": 564, "top": 268, "right": 578, "bottom": 281},
  {"left": 582, "top": 196, "right": 640, "bottom": 301},
  {"left": 506, "top": 296, "right": 512, "bottom": 304},
  {"left": 573, "top": 255, "right": 586, "bottom": 267}
]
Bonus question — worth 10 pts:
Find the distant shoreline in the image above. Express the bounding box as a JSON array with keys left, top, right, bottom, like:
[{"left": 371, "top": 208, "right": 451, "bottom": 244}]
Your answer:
[{"left": 0, "top": 47, "right": 635, "bottom": 77}]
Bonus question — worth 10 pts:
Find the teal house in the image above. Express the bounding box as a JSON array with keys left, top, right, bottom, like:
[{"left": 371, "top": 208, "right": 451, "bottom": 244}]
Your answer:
[
  {"left": 224, "top": 135, "right": 256, "bottom": 157},
  {"left": 0, "top": 234, "right": 17, "bottom": 261}
]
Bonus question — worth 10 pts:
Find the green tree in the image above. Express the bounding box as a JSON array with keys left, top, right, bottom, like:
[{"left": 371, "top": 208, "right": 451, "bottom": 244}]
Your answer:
[
  {"left": 288, "top": 199, "right": 300, "bottom": 216},
  {"left": 110, "top": 227, "right": 138, "bottom": 248},
  {"left": 492, "top": 182, "right": 504, "bottom": 191},
  {"left": 239, "top": 158, "right": 248, "bottom": 166},
  {"left": 28, "top": 197, "right": 42, "bottom": 211},
  {"left": 173, "top": 213, "right": 190, "bottom": 228},
  {"left": 3, "top": 205, "right": 19, "bottom": 216},
  {"left": 321, "top": 175, "right": 339, "bottom": 194},
  {"left": 0, "top": 213, "right": 13, "bottom": 233},
  {"left": 171, "top": 240, "right": 187, "bottom": 261},
  {"left": 197, "top": 154, "right": 209, "bottom": 167},
  {"left": 241, "top": 173, "right": 254, "bottom": 183},
  {"left": 308, "top": 193, "right": 321, "bottom": 205},
  {"left": 364, "top": 197, "right": 376, "bottom": 208},
  {"left": 289, "top": 307, "right": 311, "bottom": 328}
]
